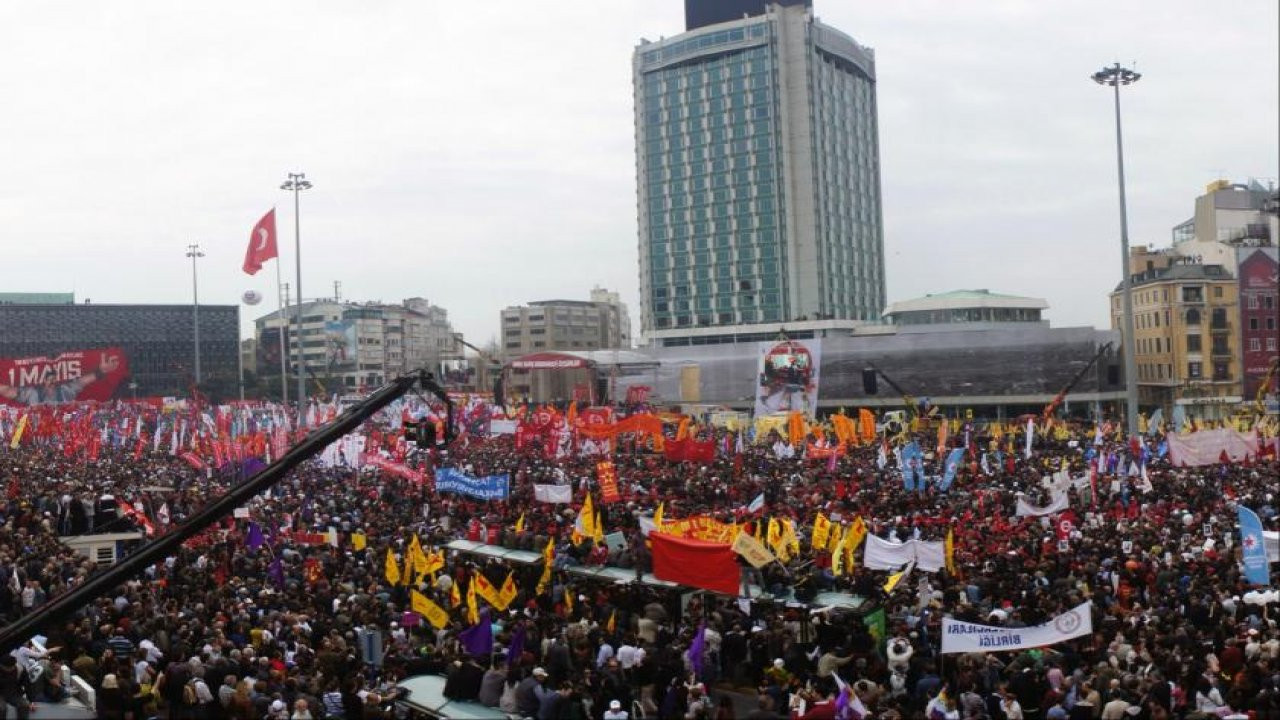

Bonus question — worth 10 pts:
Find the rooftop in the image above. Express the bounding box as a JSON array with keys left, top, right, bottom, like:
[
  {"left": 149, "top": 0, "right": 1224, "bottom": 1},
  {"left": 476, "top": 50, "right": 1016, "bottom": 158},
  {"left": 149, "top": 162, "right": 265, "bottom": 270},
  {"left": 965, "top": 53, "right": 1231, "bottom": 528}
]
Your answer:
[{"left": 884, "top": 289, "right": 1048, "bottom": 317}]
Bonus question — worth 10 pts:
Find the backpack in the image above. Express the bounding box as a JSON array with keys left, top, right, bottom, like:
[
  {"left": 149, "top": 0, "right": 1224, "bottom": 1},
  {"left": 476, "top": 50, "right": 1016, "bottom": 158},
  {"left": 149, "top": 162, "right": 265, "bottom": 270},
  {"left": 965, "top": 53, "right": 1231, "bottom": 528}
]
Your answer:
[{"left": 182, "top": 680, "right": 198, "bottom": 706}]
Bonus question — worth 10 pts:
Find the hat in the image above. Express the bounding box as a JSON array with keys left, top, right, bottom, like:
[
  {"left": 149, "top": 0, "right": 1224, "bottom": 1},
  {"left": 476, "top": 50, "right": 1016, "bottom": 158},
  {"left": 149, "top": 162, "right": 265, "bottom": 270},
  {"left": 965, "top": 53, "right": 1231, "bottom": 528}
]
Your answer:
[
  {"left": 610, "top": 700, "right": 622, "bottom": 710},
  {"left": 102, "top": 674, "right": 119, "bottom": 689},
  {"left": 532, "top": 667, "right": 548, "bottom": 677},
  {"left": 773, "top": 658, "right": 785, "bottom": 668},
  {"left": 272, "top": 699, "right": 285, "bottom": 711}
]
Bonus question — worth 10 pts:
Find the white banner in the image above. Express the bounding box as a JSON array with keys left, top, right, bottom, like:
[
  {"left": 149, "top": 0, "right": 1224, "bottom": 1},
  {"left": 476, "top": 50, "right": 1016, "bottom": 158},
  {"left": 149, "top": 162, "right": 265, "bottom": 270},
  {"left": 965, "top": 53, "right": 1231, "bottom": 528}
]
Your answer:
[
  {"left": 1167, "top": 428, "right": 1257, "bottom": 467},
  {"left": 941, "top": 602, "right": 1093, "bottom": 654},
  {"left": 1265, "top": 530, "right": 1279, "bottom": 563},
  {"left": 863, "top": 535, "right": 945, "bottom": 573},
  {"left": 1016, "top": 493, "right": 1070, "bottom": 517},
  {"left": 533, "top": 484, "right": 572, "bottom": 504},
  {"left": 490, "top": 419, "right": 517, "bottom": 436}
]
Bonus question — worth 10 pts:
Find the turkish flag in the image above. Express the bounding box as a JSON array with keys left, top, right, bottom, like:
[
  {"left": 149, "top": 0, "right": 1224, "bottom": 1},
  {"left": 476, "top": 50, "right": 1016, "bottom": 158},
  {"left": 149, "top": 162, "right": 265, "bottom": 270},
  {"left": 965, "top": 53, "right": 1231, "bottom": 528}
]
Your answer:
[{"left": 243, "top": 208, "right": 278, "bottom": 275}]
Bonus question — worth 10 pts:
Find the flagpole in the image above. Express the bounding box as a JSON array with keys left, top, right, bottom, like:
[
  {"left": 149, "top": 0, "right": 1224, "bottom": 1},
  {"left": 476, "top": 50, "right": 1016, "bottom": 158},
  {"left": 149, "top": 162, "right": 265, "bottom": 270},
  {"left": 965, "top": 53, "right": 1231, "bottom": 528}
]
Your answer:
[{"left": 276, "top": 266, "right": 289, "bottom": 405}]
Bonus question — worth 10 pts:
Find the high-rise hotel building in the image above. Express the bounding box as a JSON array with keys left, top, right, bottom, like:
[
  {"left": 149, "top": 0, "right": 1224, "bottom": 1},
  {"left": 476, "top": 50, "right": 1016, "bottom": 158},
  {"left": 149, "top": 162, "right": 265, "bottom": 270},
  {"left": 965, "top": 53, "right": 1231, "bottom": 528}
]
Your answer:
[{"left": 634, "top": 0, "right": 885, "bottom": 343}]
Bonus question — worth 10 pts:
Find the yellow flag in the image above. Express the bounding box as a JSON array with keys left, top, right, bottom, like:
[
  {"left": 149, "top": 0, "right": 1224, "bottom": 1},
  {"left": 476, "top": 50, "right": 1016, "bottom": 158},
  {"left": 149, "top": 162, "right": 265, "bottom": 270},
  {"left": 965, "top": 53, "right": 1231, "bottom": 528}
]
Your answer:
[
  {"left": 766, "top": 518, "right": 782, "bottom": 552},
  {"left": 884, "top": 561, "right": 914, "bottom": 593},
  {"left": 409, "top": 535, "right": 430, "bottom": 579},
  {"left": 411, "top": 590, "right": 450, "bottom": 630},
  {"left": 827, "top": 523, "right": 844, "bottom": 554},
  {"left": 9, "top": 414, "right": 27, "bottom": 449},
  {"left": 606, "top": 610, "right": 617, "bottom": 634},
  {"left": 843, "top": 517, "right": 866, "bottom": 570},
  {"left": 563, "top": 588, "right": 575, "bottom": 614},
  {"left": 537, "top": 539, "right": 555, "bottom": 594},
  {"left": 384, "top": 548, "right": 401, "bottom": 587},
  {"left": 577, "top": 493, "right": 596, "bottom": 540},
  {"left": 811, "top": 513, "right": 831, "bottom": 551},
  {"left": 731, "top": 529, "right": 776, "bottom": 569},
  {"left": 351, "top": 532, "right": 367, "bottom": 551},
  {"left": 783, "top": 519, "right": 800, "bottom": 556},
  {"left": 466, "top": 581, "right": 479, "bottom": 624},
  {"left": 473, "top": 573, "right": 503, "bottom": 609},
  {"left": 498, "top": 572, "right": 519, "bottom": 610},
  {"left": 449, "top": 580, "right": 461, "bottom": 608},
  {"left": 944, "top": 528, "right": 956, "bottom": 576},
  {"left": 653, "top": 502, "right": 665, "bottom": 530},
  {"left": 423, "top": 549, "right": 445, "bottom": 576},
  {"left": 515, "top": 513, "right": 525, "bottom": 533},
  {"left": 831, "top": 525, "right": 845, "bottom": 577}
]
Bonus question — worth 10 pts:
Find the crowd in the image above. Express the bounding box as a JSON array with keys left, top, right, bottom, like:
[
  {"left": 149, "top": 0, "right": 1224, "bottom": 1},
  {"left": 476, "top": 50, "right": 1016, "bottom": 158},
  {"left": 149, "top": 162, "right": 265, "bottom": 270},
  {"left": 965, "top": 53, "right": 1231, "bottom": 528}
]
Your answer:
[{"left": 0, "top": 399, "right": 1276, "bottom": 720}]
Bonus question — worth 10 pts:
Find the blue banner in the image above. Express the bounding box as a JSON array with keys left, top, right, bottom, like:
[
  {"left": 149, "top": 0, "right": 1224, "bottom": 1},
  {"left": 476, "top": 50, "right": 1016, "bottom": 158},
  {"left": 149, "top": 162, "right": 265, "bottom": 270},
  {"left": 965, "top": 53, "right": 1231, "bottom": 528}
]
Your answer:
[
  {"left": 939, "top": 448, "right": 966, "bottom": 492},
  {"left": 1239, "top": 505, "right": 1271, "bottom": 587},
  {"left": 435, "top": 468, "right": 510, "bottom": 500}
]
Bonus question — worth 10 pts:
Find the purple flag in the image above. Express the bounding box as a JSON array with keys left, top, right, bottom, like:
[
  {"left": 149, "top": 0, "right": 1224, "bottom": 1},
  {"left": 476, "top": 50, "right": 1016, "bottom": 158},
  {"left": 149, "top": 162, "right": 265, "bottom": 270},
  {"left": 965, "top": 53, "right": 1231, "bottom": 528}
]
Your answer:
[
  {"left": 507, "top": 623, "right": 525, "bottom": 667},
  {"left": 268, "top": 553, "right": 285, "bottom": 588},
  {"left": 686, "top": 623, "right": 706, "bottom": 677},
  {"left": 459, "top": 610, "right": 493, "bottom": 657},
  {"left": 246, "top": 522, "right": 264, "bottom": 551},
  {"left": 243, "top": 457, "right": 267, "bottom": 477}
]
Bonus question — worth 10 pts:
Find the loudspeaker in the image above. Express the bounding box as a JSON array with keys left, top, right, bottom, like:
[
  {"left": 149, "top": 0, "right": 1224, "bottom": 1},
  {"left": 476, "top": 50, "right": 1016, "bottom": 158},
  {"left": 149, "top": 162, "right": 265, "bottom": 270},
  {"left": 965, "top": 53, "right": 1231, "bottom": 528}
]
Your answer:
[{"left": 862, "top": 369, "right": 878, "bottom": 395}]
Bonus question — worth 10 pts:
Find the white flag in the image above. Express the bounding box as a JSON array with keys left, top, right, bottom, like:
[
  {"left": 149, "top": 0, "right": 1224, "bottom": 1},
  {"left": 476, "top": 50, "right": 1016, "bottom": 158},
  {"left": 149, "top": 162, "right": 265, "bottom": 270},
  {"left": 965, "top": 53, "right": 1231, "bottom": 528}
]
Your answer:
[{"left": 533, "top": 484, "right": 572, "bottom": 504}]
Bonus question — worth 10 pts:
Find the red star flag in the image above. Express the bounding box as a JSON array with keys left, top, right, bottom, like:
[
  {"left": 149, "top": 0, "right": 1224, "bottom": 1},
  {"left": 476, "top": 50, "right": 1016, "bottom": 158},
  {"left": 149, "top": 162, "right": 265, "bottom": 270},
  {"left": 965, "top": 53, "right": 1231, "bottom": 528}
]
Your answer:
[{"left": 243, "top": 208, "right": 278, "bottom": 275}]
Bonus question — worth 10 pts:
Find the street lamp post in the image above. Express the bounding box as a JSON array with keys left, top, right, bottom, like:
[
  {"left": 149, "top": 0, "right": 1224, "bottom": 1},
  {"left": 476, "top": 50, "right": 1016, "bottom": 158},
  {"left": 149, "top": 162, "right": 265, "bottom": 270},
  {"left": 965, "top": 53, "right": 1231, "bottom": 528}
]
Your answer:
[
  {"left": 185, "top": 243, "right": 205, "bottom": 386},
  {"left": 1093, "top": 62, "right": 1142, "bottom": 438},
  {"left": 280, "top": 172, "right": 312, "bottom": 424}
]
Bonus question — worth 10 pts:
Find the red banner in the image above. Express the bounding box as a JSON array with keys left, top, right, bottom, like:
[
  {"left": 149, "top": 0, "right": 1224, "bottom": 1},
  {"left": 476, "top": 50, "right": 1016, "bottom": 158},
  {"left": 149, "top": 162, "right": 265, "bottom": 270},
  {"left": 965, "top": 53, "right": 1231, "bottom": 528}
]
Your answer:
[
  {"left": 362, "top": 454, "right": 427, "bottom": 484},
  {"left": 597, "top": 461, "right": 620, "bottom": 504},
  {"left": 0, "top": 348, "right": 129, "bottom": 406},
  {"left": 663, "top": 438, "right": 716, "bottom": 464},
  {"left": 650, "top": 533, "right": 739, "bottom": 595}
]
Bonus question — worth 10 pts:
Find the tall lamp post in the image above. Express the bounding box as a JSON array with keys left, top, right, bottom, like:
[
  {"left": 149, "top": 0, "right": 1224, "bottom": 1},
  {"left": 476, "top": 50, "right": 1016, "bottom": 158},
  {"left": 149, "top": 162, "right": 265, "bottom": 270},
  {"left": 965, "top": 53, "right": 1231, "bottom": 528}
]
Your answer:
[
  {"left": 1093, "top": 62, "right": 1142, "bottom": 438},
  {"left": 280, "top": 172, "right": 312, "bottom": 423},
  {"left": 185, "top": 242, "right": 205, "bottom": 386}
]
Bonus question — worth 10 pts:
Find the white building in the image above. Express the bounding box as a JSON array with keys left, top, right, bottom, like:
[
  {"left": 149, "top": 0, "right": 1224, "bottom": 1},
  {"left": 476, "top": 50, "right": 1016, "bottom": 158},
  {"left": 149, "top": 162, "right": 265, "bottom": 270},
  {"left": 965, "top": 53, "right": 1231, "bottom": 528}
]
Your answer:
[{"left": 255, "top": 298, "right": 460, "bottom": 393}]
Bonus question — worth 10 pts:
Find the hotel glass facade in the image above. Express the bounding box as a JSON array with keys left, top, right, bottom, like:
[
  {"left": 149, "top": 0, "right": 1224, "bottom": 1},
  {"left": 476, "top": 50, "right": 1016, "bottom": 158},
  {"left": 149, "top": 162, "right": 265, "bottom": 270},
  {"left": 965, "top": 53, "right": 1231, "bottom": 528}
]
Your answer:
[{"left": 634, "top": 3, "right": 885, "bottom": 337}]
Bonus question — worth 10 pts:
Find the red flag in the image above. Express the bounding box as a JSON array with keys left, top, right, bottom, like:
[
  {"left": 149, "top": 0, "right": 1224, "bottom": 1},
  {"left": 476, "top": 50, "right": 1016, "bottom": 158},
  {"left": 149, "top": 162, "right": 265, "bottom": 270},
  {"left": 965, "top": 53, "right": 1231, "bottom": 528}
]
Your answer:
[
  {"left": 243, "top": 208, "right": 278, "bottom": 275},
  {"left": 650, "top": 533, "right": 739, "bottom": 595}
]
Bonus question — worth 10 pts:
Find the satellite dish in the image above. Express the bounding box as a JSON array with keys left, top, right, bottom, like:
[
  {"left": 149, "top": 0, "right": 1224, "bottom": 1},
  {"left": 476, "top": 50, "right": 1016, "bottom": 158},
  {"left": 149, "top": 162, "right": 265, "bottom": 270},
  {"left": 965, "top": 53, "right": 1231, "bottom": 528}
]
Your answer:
[{"left": 242, "top": 290, "right": 263, "bottom": 306}]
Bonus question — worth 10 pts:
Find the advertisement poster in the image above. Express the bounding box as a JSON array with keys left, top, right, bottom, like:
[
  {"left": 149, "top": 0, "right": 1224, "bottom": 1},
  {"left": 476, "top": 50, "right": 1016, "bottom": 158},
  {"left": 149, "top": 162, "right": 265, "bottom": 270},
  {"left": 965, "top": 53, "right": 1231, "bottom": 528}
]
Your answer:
[
  {"left": 0, "top": 348, "right": 129, "bottom": 405},
  {"left": 324, "top": 321, "right": 358, "bottom": 367},
  {"left": 754, "top": 339, "right": 821, "bottom": 416}
]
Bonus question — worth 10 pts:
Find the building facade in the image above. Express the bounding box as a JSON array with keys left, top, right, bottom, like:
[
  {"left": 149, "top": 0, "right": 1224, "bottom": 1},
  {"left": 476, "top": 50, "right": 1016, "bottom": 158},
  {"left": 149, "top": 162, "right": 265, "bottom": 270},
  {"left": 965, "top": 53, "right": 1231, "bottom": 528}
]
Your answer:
[
  {"left": 0, "top": 302, "right": 239, "bottom": 398},
  {"left": 634, "top": 2, "right": 885, "bottom": 342},
  {"left": 1111, "top": 255, "right": 1242, "bottom": 419},
  {"left": 883, "top": 290, "right": 1049, "bottom": 331},
  {"left": 1238, "top": 247, "right": 1279, "bottom": 402},
  {"left": 255, "top": 298, "right": 460, "bottom": 394},
  {"left": 500, "top": 289, "right": 632, "bottom": 358}
]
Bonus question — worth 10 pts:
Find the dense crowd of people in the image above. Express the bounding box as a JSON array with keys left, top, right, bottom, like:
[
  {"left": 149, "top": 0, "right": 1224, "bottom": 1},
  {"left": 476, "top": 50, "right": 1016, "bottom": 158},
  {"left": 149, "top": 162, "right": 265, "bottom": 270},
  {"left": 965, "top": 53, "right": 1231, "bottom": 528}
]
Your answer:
[{"left": 0, "top": 399, "right": 1277, "bottom": 720}]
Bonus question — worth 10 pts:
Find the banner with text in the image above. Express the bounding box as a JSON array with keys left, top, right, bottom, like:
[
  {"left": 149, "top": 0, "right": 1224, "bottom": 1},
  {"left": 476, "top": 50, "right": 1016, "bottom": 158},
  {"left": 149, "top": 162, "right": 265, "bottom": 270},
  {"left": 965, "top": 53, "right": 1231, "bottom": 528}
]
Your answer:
[
  {"left": 0, "top": 347, "right": 129, "bottom": 405},
  {"left": 435, "top": 468, "right": 510, "bottom": 500},
  {"left": 941, "top": 602, "right": 1093, "bottom": 654}
]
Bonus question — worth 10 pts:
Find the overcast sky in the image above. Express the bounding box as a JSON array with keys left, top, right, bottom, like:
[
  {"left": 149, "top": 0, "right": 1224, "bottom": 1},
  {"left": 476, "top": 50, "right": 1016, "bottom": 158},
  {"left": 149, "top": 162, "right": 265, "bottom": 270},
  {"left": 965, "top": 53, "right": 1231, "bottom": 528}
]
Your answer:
[{"left": 0, "top": 1, "right": 1275, "bottom": 346}]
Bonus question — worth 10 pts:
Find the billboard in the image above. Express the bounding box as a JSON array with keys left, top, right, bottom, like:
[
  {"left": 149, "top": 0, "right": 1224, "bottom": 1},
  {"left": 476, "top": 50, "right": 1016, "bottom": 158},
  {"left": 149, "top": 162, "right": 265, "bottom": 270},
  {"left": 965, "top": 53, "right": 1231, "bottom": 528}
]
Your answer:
[
  {"left": 258, "top": 327, "right": 283, "bottom": 373},
  {"left": 754, "top": 338, "right": 821, "bottom": 416},
  {"left": 324, "top": 321, "right": 357, "bottom": 367},
  {"left": 0, "top": 347, "right": 129, "bottom": 405}
]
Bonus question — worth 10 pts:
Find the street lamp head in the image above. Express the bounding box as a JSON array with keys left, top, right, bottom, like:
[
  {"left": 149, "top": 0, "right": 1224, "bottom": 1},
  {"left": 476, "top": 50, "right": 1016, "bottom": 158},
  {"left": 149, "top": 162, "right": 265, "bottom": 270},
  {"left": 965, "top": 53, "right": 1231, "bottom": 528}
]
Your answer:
[
  {"left": 1092, "top": 64, "right": 1141, "bottom": 87},
  {"left": 280, "top": 182, "right": 292, "bottom": 190},
  {"left": 297, "top": 180, "right": 313, "bottom": 190}
]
